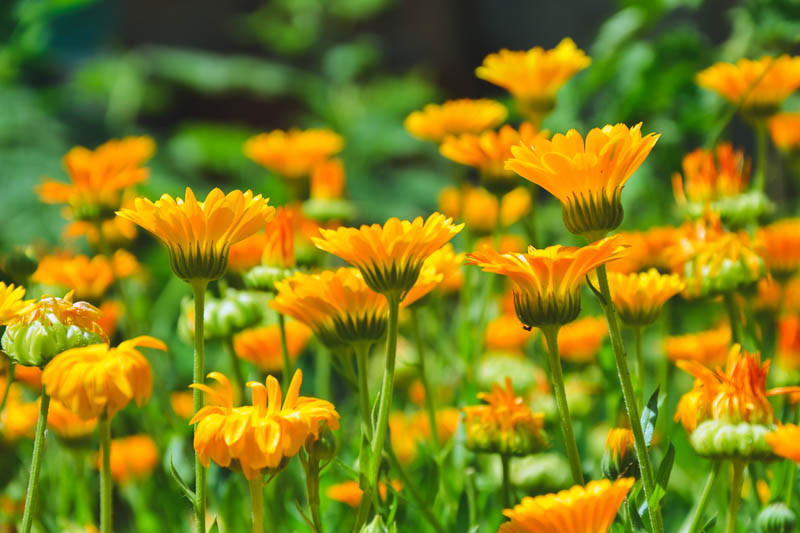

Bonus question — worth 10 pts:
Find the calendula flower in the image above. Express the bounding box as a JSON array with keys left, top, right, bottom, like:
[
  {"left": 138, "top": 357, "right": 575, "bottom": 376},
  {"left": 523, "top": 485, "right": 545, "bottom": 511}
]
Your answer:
[
  {"left": 42, "top": 336, "right": 165, "bottom": 419},
  {"left": 500, "top": 187, "right": 533, "bottom": 228},
  {"left": 463, "top": 186, "right": 500, "bottom": 235},
  {"left": 37, "top": 136, "right": 155, "bottom": 219},
  {"left": 766, "top": 424, "right": 800, "bottom": 462},
  {"left": 477, "top": 234, "right": 527, "bottom": 255},
  {"left": 665, "top": 325, "right": 731, "bottom": 366},
  {"left": 404, "top": 99, "right": 507, "bottom": 143},
  {"left": 171, "top": 391, "right": 195, "bottom": 419},
  {"left": 117, "top": 187, "right": 275, "bottom": 282},
  {"left": 326, "top": 480, "right": 402, "bottom": 508},
  {"left": 438, "top": 186, "right": 531, "bottom": 234},
  {"left": 64, "top": 214, "right": 138, "bottom": 248},
  {"left": 262, "top": 207, "right": 295, "bottom": 269},
  {"left": 507, "top": 123, "right": 659, "bottom": 239},
  {"left": 463, "top": 377, "right": 548, "bottom": 456},
  {"left": 388, "top": 409, "right": 460, "bottom": 464},
  {"left": 696, "top": 55, "right": 800, "bottom": 118},
  {"left": 244, "top": 128, "right": 344, "bottom": 178},
  {"left": 601, "top": 428, "right": 638, "bottom": 480},
  {"left": 476, "top": 38, "right": 591, "bottom": 121},
  {"left": 769, "top": 112, "right": 800, "bottom": 150},
  {"left": 485, "top": 314, "right": 535, "bottom": 354},
  {"left": 233, "top": 321, "right": 312, "bottom": 372},
  {"left": 400, "top": 264, "right": 444, "bottom": 308},
  {"left": 47, "top": 398, "right": 97, "bottom": 441},
  {"left": 95, "top": 435, "right": 159, "bottom": 485},
  {"left": 314, "top": 213, "right": 463, "bottom": 298},
  {"left": 468, "top": 237, "right": 625, "bottom": 329},
  {"left": 556, "top": 316, "right": 608, "bottom": 363},
  {"left": 0, "top": 385, "right": 38, "bottom": 441},
  {"left": 606, "top": 269, "right": 684, "bottom": 326},
  {"left": 0, "top": 282, "right": 29, "bottom": 325},
  {"left": 310, "top": 159, "right": 346, "bottom": 200},
  {"left": 421, "top": 243, "right": 465, "bottom": 294},
  {"left": 498, "top": 477, "right": 634, "bottom": 533},
  {"left": 608, "top": 226, "right": 681, "bottom": 274},
  {"left": 228, "top": 231, "right": 269, "bottom": 273},
  {"left": 754, "top": 277, "right": 783, "bottom": 313},
  {"left": 439, "top": 123, "right": 544, "bottom": 179},
  {"left": 190, "top": 369, "right": 340, "bottom": 479},
  {"left": 757, "top": 219, "right": 800, "bottom": 281},
  {"left": 778, "top": 315, "right": 800, "bottom": 371},
  {"left": 32, "top": 253, "right": 115, "bottom": 301},
  {"left": 272, "top": 268, "right": 388, "bottom": 348},
  {"left": 672, "top": 143, "right": 750, "bottom": 205}
]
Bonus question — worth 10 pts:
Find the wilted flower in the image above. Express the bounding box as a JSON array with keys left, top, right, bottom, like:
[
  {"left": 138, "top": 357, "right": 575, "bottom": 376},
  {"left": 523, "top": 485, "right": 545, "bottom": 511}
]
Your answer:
[
  {"left": 244, "top": 128, "right": 344, "bottom": 178},
  {"left": 404, "top": 99, "right": 507, "bottom": 143},
  {"left": 233, "top": 321, "right": 312, "bottom": 372},
  {"left": 606, "top": 269, "right": 684, "bottom": 326}
]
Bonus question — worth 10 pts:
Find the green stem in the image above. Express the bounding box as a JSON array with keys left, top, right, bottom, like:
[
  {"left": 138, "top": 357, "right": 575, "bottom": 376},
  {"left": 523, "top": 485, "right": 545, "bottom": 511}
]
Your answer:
[
  {"left": 465, "top": 468, "right": 477, "bottom": 531},
  {"left": 99, "top": 411, "right": 112, "bottom": 533},
  {"left": 541, "top": 326, "right": 584, "bottom": 485},
  {"left": 304, "top": 458, "right": 323, "bottom": 533},
  {"left": 386, "top": 445, "right": 447, "bottom": 533},
  {"left": 354, "top": 342, "right": 373, "bottom": 440},
  {"left": 411, "top": 308, "right": 440, "bottom": 449},
  {"left": 20, "top": 390, "right": 50, "bottom": 533},
  {"left": 687, "top": 462, "right": 721, "bottom": 533},
  {"left": 787, "top": 458, "right": 797, "bottom": 508},
  {"left": 500, "top": 454, "right": 512, "bottom": 509},
  {"left": 753, "top": 121, "right": 768, "bottom": 192},
  {"left": 634, "top": 326, "right": 645, "bottom": 409},
  {"left": 0, "top": 361, "right": 16, "bottom": 414},
  {"left": 726, "top": 461, "right": 745, "bottom": 533},
  {"left": 595, "top": 264, "right": 663, "bottom": 533},
  {"left": 225, "top": 336, "right": 246, "bottom": 401},
  {"left": 249, "top": 477, "right": 263, "bottom": 533},
  {"left": 191, "top": 280, "right": 208, "bottom": 533},
  {"left": 277, "top": 312, "right": 292, "bottom": 395},
  {"left": 724, "top": 293, "right": 744, "bottom": 346}
]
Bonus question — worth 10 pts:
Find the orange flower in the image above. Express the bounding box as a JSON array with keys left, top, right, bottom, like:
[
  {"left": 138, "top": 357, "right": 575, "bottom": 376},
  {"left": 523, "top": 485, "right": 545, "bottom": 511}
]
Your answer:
[
  {"left": 47, "top": 398, "right": 97, "bottom": 440},
  {"left": 404, "top": 99, "right": 507, "bottom": 143},
  {"left": 171, "top": 391, "right": 195, "bottom": 419},
  {"left": 310, "top": 159, "right": 346, "bottom": 199},
  {"left": 608, "top": 226, "right": 681, "bottom": 274},
  {"left": 0, "top": 384, "right": 38, "bottom": 441},
  {"left": 228, "top": 231, "right": 269, "bottom": 273},
  {"left": 32, "top": 253, "right": 114, "bottom": 301},
  {"left": 672, "top": 143, "right": 750, "bottom": 205},
  {"left": 261, "top": 207, "right": 295, "bottom": 270},
  {"left": 606, "top": 269, "right": 684, "bottom": 326},
  {"left": 754, "top": 277, "right": 783, "bottom": 313},
  {"left": 498, "top": 478, "right": 634, "bottom": 533},
  {"left": 95, "top": 435, "right": 159, "bottom": 485},
  {"left": 769, "top": 112, "right": 800, "bottom": 150},
  {"left": 602, "top": 428, "right": 638, "bottom": 479},
  {"left": 476, "top": 234, "right": 527, "bottom": 255},
  {"left": 14, "top": 364, "right": 43, "bottom": 389},
  {"left": 665, "top": 325, "right": 731, "bottom": 366},
  {"left": 64, "top": 215, "right": 138, "bottom": 248},
  {"left": 326, "top": 480, "right": 402, "bottom": 508},
  {"left": 438, "top": 186, "right": 531, "bottom": 234},
  {"left": 778, "top": 315, "right": 800, "bottom": 371},
  {"left": 485, "top": 314, "right": 535, "bottom": 353},
  {"left": 605, "top": 428, "right": 634, "bottom": 463},
  {"left": 421, "top": 243, "right": 465, "bottom": 294},
  {"left": 463, "top": 186, "right": 500, "bottom": 234},
  {"left": 766, "top": 424, "right": 800, "bottom": 462},
  {"left": 233, "top": 321, "right": 312, "bottom": 372},
  {"left": 757, "top": 219, "right": 800, "bottom": 280},
  {"left": 556, "top": 316, "right": 608, "bottom": 363},
  {"left": 0, "top": 282, "right": 30, "bottom": 325},
  {"left": 507, "top": 123, "right": 659, "bottom": 238},
  {"left": 439, "top": 123, "right": 544, "bottom": 179},
  {"left": 244, "top": 128, "right": 344, "bottom": 178}
]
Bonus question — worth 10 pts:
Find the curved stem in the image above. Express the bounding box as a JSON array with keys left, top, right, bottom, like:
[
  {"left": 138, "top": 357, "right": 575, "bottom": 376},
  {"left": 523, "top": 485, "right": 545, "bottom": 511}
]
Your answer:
[
  {"left": 634, "top": 326, "right": 645, "bottom": 409},
  {"left": 753, "top": 121, "right": 768, "bottom": 192},
  {"left": 726, "top": 461, "right": 745, "bottom": 533},
  {"left": 411, "top": 308, "right": 440, "bottom": 449},
  {"left": 0, "top": 361, "right": 16, "bottom": 414},
  {"left": 249, "top": 477, "right": 263, "bottom": 533},
  {"left": 304, "top": 458, "right": 323, "bottom": 533},
  {"left": 99, "top": 411, "right": 112, "bottom": 533},
  {"left": 191, "top": 280, "right": 208, "bottom": 533},
  {"left": 386, "top": 445, "right": 446, "bottom": 533},
  {"left": 724, "top": 293, "right": 744, "bottom": 346},
  {"left": 354, "top": 342, "right": 373, "bottom": 440},
  {"left": 277, "top": 312, "right": 292, "bottom": 395},
  {"left": 20, "top": 390, "right": 50, "bottom": 533},
  {"left": 687, "top": 462, "right": 721, "bottom": 533},
  {"left": 541, "top": 326, "right": 584, "bottom": 485},
  {"left": 500, "top": 454, "right": 512, "bottom": 509},
  {"left": 595, "top": 264, "right": 663, "bottom": 533}
]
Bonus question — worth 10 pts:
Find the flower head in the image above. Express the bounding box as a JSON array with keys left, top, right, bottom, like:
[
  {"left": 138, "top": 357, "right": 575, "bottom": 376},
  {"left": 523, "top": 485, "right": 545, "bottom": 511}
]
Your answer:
[
  {"left": 233, "top": 322, "right": 312, "bottom": 372},
  {"left": 766, "top": 424, "right": 800, "bottom": 463},
  {"left": 602, "top": 428, "right": 638, "bottom": 480},
  {"left": 665, "top": 325, "right": 731, "bottom": 366},
  {"left": 262, "top": 207, "right": 295, "bottom": 270},
  {"left": 769, "top": 112, "right": 800, "bottom": 150},
  {"left": 0, "top": 282, "right": 30, "bottom": 325},
  {"left": 757, "top": 219, "right": 800, "bottom": 281},
  {"left": 608, "top": 226, "right": 681, "bottom": 274},
  {"left": 556, "top": 316, "right": 608, "bottom": 363},
  {"left": 95, "top": 435, "right": 159, "bottom": 485},
  {"left": 404, "top": 99, "right": 507, "bottom": 143},
  {"left": 117, "top": 187, "right": 275, "bottom": 282},
  {"left": 485, "top": 314, "right": 535, "bottom": 354},
  {"left": 310, "top": 159, "right": 346, "bottom": 200},
  {"left": 606, "top": 269, "right": 684, "bottom": 326},
  {"left": 0, "top": 384, "right": 38, "bottom": 441},
  {"left": 507, "top": 123, "right": 659, "bottom": 238},
  {"left": 439, "top": 123, "right": 544, "bottom": 179},
  {"left": 672, "top": 143, "right": 750, "bottom": 206},
  {"left": 190, "top": 369, "right": 339, "bottom": 479},
  {"left": 498, "top": 478, "right": 634, "bottom": 533},
  {"left": 468, "top": 237, "right": 625, "bottom": 328},
  {"left": 314, "top": 213, "right": 463, "bottom": 298},
  {"left": 32, "top": 253, "right": 115, "bottom": 301},
  {"left": 244, "top": 128, "right": 344, "bottom": 178},
  {"left": 47, "top": 398, "right": 98, "bottom": 441},
  {"left": 42, "top": 336, "right": 165, "bottom": 419}
]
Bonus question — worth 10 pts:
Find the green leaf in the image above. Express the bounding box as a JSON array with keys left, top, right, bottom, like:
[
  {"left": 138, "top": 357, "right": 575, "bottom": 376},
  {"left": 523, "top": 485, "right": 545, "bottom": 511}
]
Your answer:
[
  {"left": 653, "top": 443, "right": 675, "bottom": 505},
  {"left": 640, "top": 386, "right": 660, "bottom": 447},
  {"left": 628, "top": 495, "right": 647, "bottom": 532},
  {"left": 701, "top": 515, "right": 717, "bottom": 532},
  {"left": 168, "top": 455, "right": 197, "bottom": 506},
  {"left": 208, "top": 519, "right": 219, "bottom": 533}
]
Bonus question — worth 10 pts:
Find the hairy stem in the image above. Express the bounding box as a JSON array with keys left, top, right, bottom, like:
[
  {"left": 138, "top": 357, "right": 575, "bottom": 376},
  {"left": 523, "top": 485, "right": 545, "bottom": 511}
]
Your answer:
[
  {"left": 99, "top": 411, "right": 112, "bottom": 533},
  {"left": 191, "top": 280, "right": 208, "bottom": 533},
  {"left": 20, "top": 390, "right": 50, "bottom": 533}
]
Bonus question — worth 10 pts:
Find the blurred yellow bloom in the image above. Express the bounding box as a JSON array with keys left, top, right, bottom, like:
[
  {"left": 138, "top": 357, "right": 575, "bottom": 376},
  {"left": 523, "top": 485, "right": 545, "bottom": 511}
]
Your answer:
[
  {"left": 327, "top": 480, "right": 402, "bottom": 508},
  {"left": 769, "top": 112, "right": 800, "bottom": 150},
  {"left": 438, "top": 186, "right": 531, "bottom": 234},
  {"left": 468, "top": 236, "right": 625, "bottom": 328},
  {"left": 757, "top": 219, "right": 800, "bottom": 281},
  {"left": 401, "top": 264, "right": 444, "bottom": 308},
  {"left": 754, "top": 277, "right": 782, "bottom": 313},
  {"left": 244, "top": 128, "right": 344, "bottom": 178},
  {"left": 228, "top": 231, "right": 269, "bottom": 273},
  {"left": 697, "top": 55, "right": 800, "bottom": 117},
  {"left": 170, "top": 391, "right": 195, "bottom": 419},
  {"left": 672, "top": 143, "right": 750, "bottom": 205},
  {"left": 310, "top": 159, "right": 346, "bottom": 199},
  {"left": 437, "top": 186, "right": 461, "bottom": 220},
  {"left": 766, "top": 424, "right": 800, "bottom": 462},
  {"left": 507, "top": 123, "right": 659, "bottom": 239},
  {"left": 389, "top": 409, "right": 460, "bottom": 464},
  {"left": 47, "top": 398, "right": 97, "bottom": 440},
  {"left": 463, "top": 187, "right": 500, "bottom": 235},
  {"left": 498, "top": 478, "right": 634, "bottom": 533},
  {"left": 190, "top": 369, "right": 340, "bottom": 479},
  {"left": 32, "top": 253, "right": 114, "bottom": 301},
  {"left": 0, "top": 384, "right": 38, "bottom": 441},
  {"left": 439, "top": 123, "right": 544, "bottom": 178},
  {"left": 606, "top": 269, "right": 684, "bottom": 326},
  {"left": 485, "top": 314, "right": 535, "bottom": 353},
  {"left": 65, "top": 216, "right": 138, "bottom": 248},
  {"left": 421, "top": 243, "right": 465, "bottom": 294},
  {"left": 778, "top": 315, "right": 800, "bottom": 371},
  {"left": 0, "top": 282, "right": 30, "bottom": 325},
  {"left": 608, "top": 226, "right": 681, "bottom": 274},
  {"left": 557, "top": 316, "right": 608, "bottom": 363},
  {"left": 14, "top": 364, "right": 43, "bottom": 390},
  {"left": 117, "top": 187, "right": 275, "bottom": 282},
  {"left": 404, "top": 99, "right": 507, "bottom": 143},
  {"left": 665, "top": 325, "right": 731, "bottom": 366},
  {"left": 605, "top": 428, "right": 634, "bottom": 463},
  {"left": 95, "top": 434, "right": 159, "bottom": 485},
  {"left": 500, "top": 187, "right": 533, "bottom": 228},
  {"left": 261, "top": 207, "right": 295, "bottom": 270},
  {"left": 314, "top": 213, "right": 462, "bottom": 298},
  {"left": 233, "top": 321, "right": 312, "bottom": 372},
  {"left": 476, "top": 234, "right": 527, "bottom": 255},
  {"left": 42, "top": 336, "right": 165, "bottom": 419},
  {"left": 110, "top": 249, "right": 141, "bottom": 279}
]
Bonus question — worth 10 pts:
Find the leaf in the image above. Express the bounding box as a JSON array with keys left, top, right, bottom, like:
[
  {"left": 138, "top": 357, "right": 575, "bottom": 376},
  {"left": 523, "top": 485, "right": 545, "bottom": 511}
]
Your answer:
[
  {"left": 700, "top": 514, "right": 717, "bottom": 532},
  {"left": 208, "top": 519, "right": 219, "bottom": 533},
  {"left": 168, "top": 455, "right": 197, "bottom": 506},
  {"left": 640, "top": 386, "right": 660, "bottom": 447},
  {"left": 655, "top": 443, "right": 676, "bottom": 495},
  {"left": 628, "top": 496, "right": 647, "bottom": 532}
]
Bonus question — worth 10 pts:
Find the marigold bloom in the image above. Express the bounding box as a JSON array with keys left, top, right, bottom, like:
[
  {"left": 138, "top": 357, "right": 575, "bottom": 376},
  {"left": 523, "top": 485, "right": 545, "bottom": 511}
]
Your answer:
[
  {"left": 37, "top": 136, "right": 155, "bottom": 218},
  {"left": 754, "top": 277, "right": 783, "bottom": 313},
  {"left": 757, "top": 219, "right": 800, "bottom": 281},
  {"left": 42, "top": 336, "right": 165, "bottom": 419},
  {"left": 401, "top": 265, "right": 444, "bottom": 308},
  {"left": 769, "top": 112, "right": 800, "bottom": 150},
  {"left": 439, "top": 123, "right": 543, "bottom": 179},
  {"left": 228, "top": 231, "right": 269, "bottom": 273},
  {"left": 608, "top": 226, "right": 681, "bottom": 274},
  {"left": 778, "top": 316, "right": 800, "bottom": 371},
  {"left": 47, "top": 398, "right": 97, "bottom": 441},
  {"left": 171, "top": 391, "right": 195, "bottom": 419},
  {"left": 468, "top": 236, "right": 625, "bottom": 328},
  {"left": 190, "top": 370, "right": 340, "bottom": 479},
  {"left": 310, "top": 159, "right": 346, "bottom": 199},
  {"left": 32, "top": 253, "right": 115, "bottom": 301},
  {"left": 672, "top": 143, "right": 750, "bottom": 206},
  {"left": 0, "top": 282, "right": 29, "bottom": 325},
  {"left": 404, "top": 99, "right": 507, "bottom": 143},
  {"left": 500, "top": 187, "right": 533, "bottom": 228},
  {"left": 261, "top": 207, "right": 295, "bottom": 270},
  {"left": 0, "top": 385, "right": 38, "bottom": 441},
  {"left": 326, "top": 480, "right": 402, "bottom": 508},
  {"left": 314, "top": 213, "right": 463, "bottom": 298},
  {"left": 498, "top": 477, "right": 634, "bottom": 533},
  {"left": 244, "top": 128, "right": 344, "bottom": 178},
  {"left": 766, "top": 424, "right": 800, "bottom": 463},
  {"left": 421, "top": 243, "right": 465, "bottom": 294},
  {"left": 507, "top": 123, "right": 659, "bottom": 239},
  {"left": 485, "top": 314, "right": 535, "bottom": 353},
  {"left": 95, "top": 435, "right": 159, "bottom": 485},
  {"left": 606, "top": 269, "right": 684, "bottom": 326},
  {"left": 233, "top": 321, "right": 312, "bottom": 372},
  {"left": 476, "top": 38, "right": 591, "bottom": 120},
  {"left": 696, "top": 55, "right": 800, "bottom": 118},
  {"left": 665, "top": 325, "right": 730, "bottom": 366},
  {"left": 438, "top": 186, "right": 531, "bottom": 234},
  {"left": 556, "top": 316, "right": 608, "bottom": 363},
  {"left": 64, "top": 215, "right": 138, "bottom": 248},
  {"left": 117, "top": 187, "right": 275, "bottom": 282},
  {"left": 463, "top": 187, "right": 500, "bottom": 234}
]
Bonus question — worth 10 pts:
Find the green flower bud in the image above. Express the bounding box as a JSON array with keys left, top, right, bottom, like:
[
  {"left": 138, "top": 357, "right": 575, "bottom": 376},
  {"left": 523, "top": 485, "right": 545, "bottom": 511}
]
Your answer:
[
  {"left": 601, "top": 428, "right": 640, "bottom": 480},
  {"left": 757, "top": 502, "right": 796, "bottom": 533},
  {"left": 179, "top": 288, "right": 267, "bottom": 342},
  {"left": 361, "top": 515, "right": 398, "bottom": 533},
  {"left": 305, "top": 422, "right": 338, "bottom": 462},
  {"left": 2, "top": 320, "right": 104, "bottom": 367},
  {"left": 689, "top": 420, "right": 774, "bottom": 461},
  {"left": 244, "top": 265, "right": 294, "bottom": 292}
]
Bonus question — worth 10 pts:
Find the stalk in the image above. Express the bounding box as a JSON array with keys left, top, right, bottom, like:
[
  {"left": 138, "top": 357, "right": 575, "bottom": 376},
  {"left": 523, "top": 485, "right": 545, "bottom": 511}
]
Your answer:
[
  {"left": 20, "top": 390, "right": 51, "bottom": 533},
  {"left": 249, "top": 477, "right": 264, "bottom": 533},
  {"left": 304, "top": 458, "right": 323, "bottom": 533},
  {"left": 0, "top": 361, "right": 16, "bottom": 413},
  {"left": 99, "top": 411, "right": 113, "bottom": 533},
  {"left": 354, "top": 342, "right": 373, "bottom": 440},
  {"left": 191, "top": 280, "right": 208, "bottom": 533},
  {"left": 687, "top": 462, "right": 721, "bottom": 533},
  {"left": 411, "top": 308, "right": 440, "bottom": 448},
  {"left": 634, "top": 326, "right": 645, "bottom": 409},
  {"left": 595, "top": 264, "right": 664, "bottom": 533},
  {"left": 723, "top": 293, "right": 744, "bottom": 346},
  {"left": 726, "top": 461, "right": 745, "bottom": 533},
  {"left": 753, "top": 121, "right": 768, "bottom": 192},
  {"left": 500, "top": 454, "right": 512, "bottom": 509}
]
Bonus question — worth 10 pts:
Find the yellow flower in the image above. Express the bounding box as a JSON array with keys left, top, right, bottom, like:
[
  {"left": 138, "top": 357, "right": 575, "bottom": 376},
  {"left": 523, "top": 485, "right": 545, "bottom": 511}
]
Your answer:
[
  {"left": 556, "top": 316, "right": 608, "bottom": 363},
  {"left": 228, "top": 231, "right": 269, "bottom": 273},
  {"left": 468, "top": 236, "right": 625, "bottom": 328},
  {"left": 0, "top": 385, "right": 39, "bottom": 441},
  {"left": 190, "top": 369, "right": 340, "bottom": 479},
  {"left": 498, "top": 478, "right": 634, "bottom": 533},
  {"left": 437, "top": 186, "right": 531, "bottom": 234},
  {"left": 400, "top": 264, "right": 444, "bottom": 308},
  {"left": 37, "top": 136, "right": 155, "bottom": 219},
  {"left": 14, "top": 364, "right": 43, "bottom": 390},
  {"left": 389, "top": 409, "right": 460, "bottom": 464},
  {"left": 404, "top": 99, "right": 507, "bottom": 143},
  {"left": 500, "top": 187, "right": 533, "bottom": 228},
  {"left": 411, "top": 408, "right": 461, "bottom": 444},
  {"left": 310, "top": 159, "right": 346, "bottom": 199},
  {"left": 608, "top": 226, "right": 681, "bottom": 274},
  {"left": 117, "top": 187, "right": 275, "bottom": 282},
  {"left": 64, "top": 215, "right": 138, "bottom": 248},
  {"left": 439, "top": 123, "right": 544, "bottom": 179},
  {"left": 244, "top": 128, "right": 344, "bottom": 178},
  {"left": 42, "top": 336, "right": 165, "bottom": 419},
  {"left": 421, "top": 243, "right": 465, "bottom": 294},
  {"left": 438, "top": 186, "right": 461, "bottom": 220},
  {"left": 95, "top": 435, "right": 159, "bottom": 485},
  {"left": 754, "top": 277, "right": 783, "bottom": 313},
  {"left": 326, "top": 480, "right": 402, "bottom": 508},
  {"left": 47, "top": 398, "right": 97, "bottom": 441},
  {"left": 272, "top": 267, "right": 388, "bottom": 348},
  {"left": 672, "top": 143, "right": 750, "bottom": 205},
  {"left": 476, "top": 38, "right": 591, "bottom": 121},
  {"left": 757, "top": 219, "right": 800, "bottom": 281},
  {"left": 485, "top": 314, "right": 535, "bottom": 354},
  {"left": 463, "top": 187, "right": 500, "bottom": 235},
  {"left": 769, "top": 112, "right": 800, "bottom": 150},
  {"left": 261, "top": 207, "right": 295, "bottom": 270},
  {"left": 605, "top": 428, "right": 634, "bottom": 463},
  {"left": 233, "top": 321, "right": 312, "bottom": 372},
  {"left": 766, "top": 424, "right": 800, "bottom": 462},
  {"left": 606, "top": 269, "right": 684, "bottom": 326},
  {"left": 696, "top": 56, "right": 800, "bottom": 118},
  {"left": 171, "top": 391, "right": 195, "bottom": 419},
  {"left": 507, "top": 123, "right": 659, "bottom": 239},
  {"left": 32, "top": 253, "right": 115, "bottom": 301},
  {"left": 0, "top": 282, "right": 30, "bottom": 325},
  {"left": 665, "top": 325, "right": 730, "bottom": 366},
  {"left": 314, "top": 213, "right": 463, "bottom": 298}
]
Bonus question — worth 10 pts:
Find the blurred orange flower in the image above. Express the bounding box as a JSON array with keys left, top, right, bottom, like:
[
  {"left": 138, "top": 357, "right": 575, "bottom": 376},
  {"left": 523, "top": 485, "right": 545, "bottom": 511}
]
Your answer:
[
  {"left": 244, "top": 128, "right": 344, "bottom": 178},
  {"left": 404, "top": 99, "right": 507, "bottom": 143},
  {"left": 233, "top": 321, "right": 312, "bottom": 372}
]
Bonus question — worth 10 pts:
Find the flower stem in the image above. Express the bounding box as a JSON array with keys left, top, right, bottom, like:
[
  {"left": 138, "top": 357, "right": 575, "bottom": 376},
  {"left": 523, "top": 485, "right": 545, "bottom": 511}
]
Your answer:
[
  {"left": 411, "top": 308, "right": 440, "bottom": 449},
  {"left": 541, "top": 326, "right": 584, "bottom": 485},
  {"left": 687, "top": 462, "right": 721, "bottom": 533},
  {"left": 634, "top": 326, "right": 645, "bottom": 409},
  {"left": 20, "top": 389, "right": 50, "bottom": 533},
  {"left": 304, "top": 458, "right": 324, "bottom": 533},
  {"left": 723, "top": 293, "right": 744, "bottom": 346},
  {"left": 277, "top": 312, "right": 292, "bottom": 395},
  {"left": 753, "top": 121, "right": 768, "bottom": 192},
  {"left": 500, "top": 454, "right": 512, "bottom": 509},
  {"left": 99, "top": 411, "right": 112, "bottom": 533},
  {"left": 191, "top": 279, "right": 208, "bottom": 533},
  {"left": 354, "top": 342, "right": 373, "bottom": 440},
  {"left": 595, "top": 264, "right": 663, "bottom": 533},
  {"left": 0, "top": 361, "right": 16, "bottom": 414},
  {"left": 726, "top": 461, "right": 745, "bottom": 533},
  {"left": 386, "top": 445, "right": 446, "bottom": 533},
  {"left": 249, "top": 477, "right": 263, "bottom": 533}
]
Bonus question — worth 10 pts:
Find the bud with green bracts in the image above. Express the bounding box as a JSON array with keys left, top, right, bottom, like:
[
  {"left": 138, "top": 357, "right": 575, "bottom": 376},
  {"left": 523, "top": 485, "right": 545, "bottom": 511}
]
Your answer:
[
  {"left": 689, "top": 420, "right": 774, "bottom": 461},
  {"left": 2, "top": 320, "right": 104, "bottom": 367},
  {"left": 178, "top": 288, "right": 267, "bottom": 342},
  {"left": 757, "top": 502, "right": 796, "bottom": 533}
]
